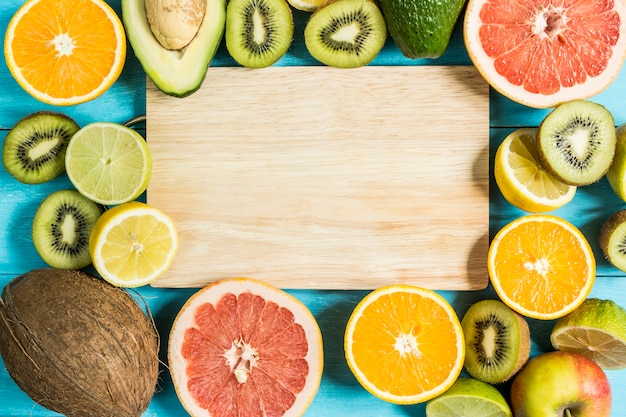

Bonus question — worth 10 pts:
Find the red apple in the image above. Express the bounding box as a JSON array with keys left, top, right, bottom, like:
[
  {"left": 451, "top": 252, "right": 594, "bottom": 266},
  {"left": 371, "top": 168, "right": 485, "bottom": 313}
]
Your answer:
[{"left": 510, "top": 351, "right": 611, "bottom": 417}]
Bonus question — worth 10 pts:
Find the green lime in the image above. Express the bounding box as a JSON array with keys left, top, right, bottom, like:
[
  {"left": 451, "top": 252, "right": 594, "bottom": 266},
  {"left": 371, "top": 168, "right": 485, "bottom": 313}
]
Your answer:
[
  {"left": 65, "top": 122, "right": 152, "bottom": 205},
  {"left": 425, "top": 377, "right": 512, "bottom": 417},
  {"left": 551, "top": 298, "right": 626, "bottom": 370}
]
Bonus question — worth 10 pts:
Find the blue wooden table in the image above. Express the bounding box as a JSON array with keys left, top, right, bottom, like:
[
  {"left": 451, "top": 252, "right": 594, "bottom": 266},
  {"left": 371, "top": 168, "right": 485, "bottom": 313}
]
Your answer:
[{"left": 1, "top": 1, "right": 626, "bottom": 415}]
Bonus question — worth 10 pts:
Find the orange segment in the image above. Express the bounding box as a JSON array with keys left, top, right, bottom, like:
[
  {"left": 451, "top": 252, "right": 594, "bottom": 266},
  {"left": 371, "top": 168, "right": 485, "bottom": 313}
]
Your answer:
[
  {"left": 4, "top": 0, "right": 126, "bottom": 106},
  {"left": 344, "top": 285, "right": 465, "bottom": 405},
  {"left": 488, "top": 215, "right": 596, "bottom": 320}
]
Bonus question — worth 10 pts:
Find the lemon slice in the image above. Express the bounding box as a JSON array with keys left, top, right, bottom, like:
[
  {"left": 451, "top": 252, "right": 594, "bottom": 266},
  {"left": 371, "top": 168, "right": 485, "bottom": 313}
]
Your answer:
[
  {"left": 89, "top": 202, "right": 178, "bottom": 287},
  {"left": 494, "top": 128, "right": 576, "bottom": 213},
  {"left": 551, "top": 298, "right": 626, "bottom": 370},
  {"left": 65, "top": 122, "right": 152, "bottom": 206}
]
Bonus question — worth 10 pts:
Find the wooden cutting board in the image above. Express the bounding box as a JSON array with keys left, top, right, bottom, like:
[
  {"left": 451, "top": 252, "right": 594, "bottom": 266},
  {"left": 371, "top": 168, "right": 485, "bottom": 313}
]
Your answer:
[{"left": 146, "top": 66, "right": 490, "bottom": 290}]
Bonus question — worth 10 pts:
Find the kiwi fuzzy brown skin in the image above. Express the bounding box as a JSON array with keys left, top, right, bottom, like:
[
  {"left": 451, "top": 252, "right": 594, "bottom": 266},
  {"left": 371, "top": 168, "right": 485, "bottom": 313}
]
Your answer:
[
  {"left": 2, "top": 111, "right": 80, "bottom": 184},
  {"left": 31, "top": 189, "right": 103, "bottom": 270},
  {"left": 461, "top": 299, "right": 530, "bottom": 384},
  {"left": 599, "top": 209, "right": 626, "bottom": 273},
  {"left": 0, "top": 268, "right": 160, "bottom": 417},
  {"left": 537, "top": 100, "right": 616, "bottom": 186},
  {"left": 225, "top": 0, "right": 294, "bottom": 68}
]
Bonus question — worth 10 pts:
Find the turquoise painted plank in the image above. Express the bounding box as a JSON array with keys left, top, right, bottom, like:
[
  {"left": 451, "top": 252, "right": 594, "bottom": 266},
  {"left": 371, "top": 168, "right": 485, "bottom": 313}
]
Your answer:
[
  {"left": 1, "top": 0, "right": 626, "bottom": 416},
  {"left": 0, "top": 278, "right": 623, "bottom": 416},
  {"left": 490, "top": 68, "right": 626, "bottom": 128}
]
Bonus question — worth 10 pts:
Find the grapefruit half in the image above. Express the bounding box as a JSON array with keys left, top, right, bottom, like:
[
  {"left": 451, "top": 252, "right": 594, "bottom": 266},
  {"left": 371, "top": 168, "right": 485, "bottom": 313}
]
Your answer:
[
  {"left": 464, "top": 0, "right": 626, "bottom": 108},
  {"left": 168, "top": 278, "right": 324, "bottom": 417}
]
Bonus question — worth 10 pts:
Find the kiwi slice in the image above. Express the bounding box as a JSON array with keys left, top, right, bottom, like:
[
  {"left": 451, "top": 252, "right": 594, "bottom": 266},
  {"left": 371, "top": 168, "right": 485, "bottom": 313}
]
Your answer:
[
  {"left": 461, "top": 299, "right": 530, "bottom": 384},
  {"left": 304, "top": 0, "right": 387, "bottom": 68},
  {"left": 32, "top": 189, "right": 103, "bottom": 270},
  {"left": 606, "top": 123, "right": 626, "bottom": 201},
  {"left": 600, "top": 209, "right": 626, "bottom": 273},
  {"left": 537, "top": 100, "right": 616, "bottom": 186},
  {"left": 2, "top": 111, "right": 80, "bottom": 184},
  {"left": 225, "top": 0, "right": 294, "bottom": 68}
]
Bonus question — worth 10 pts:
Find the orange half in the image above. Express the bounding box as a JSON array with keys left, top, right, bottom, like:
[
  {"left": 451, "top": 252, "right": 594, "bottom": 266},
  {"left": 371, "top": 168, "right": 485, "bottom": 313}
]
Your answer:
[
  {"left": 488, "top": 214, "right": 596, "bottom": 320},
  {"left": 4, "top": 0, "right": 126, "bottom": 106},
  {"left": 344, "top": 285, "right": 465, "bottom": 405}
]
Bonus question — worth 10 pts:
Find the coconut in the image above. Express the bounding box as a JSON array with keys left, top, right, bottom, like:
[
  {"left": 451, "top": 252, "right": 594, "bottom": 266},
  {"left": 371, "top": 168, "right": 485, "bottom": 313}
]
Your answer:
[{"left": 0, "top": 268, "right": 160, "bottom": 417}]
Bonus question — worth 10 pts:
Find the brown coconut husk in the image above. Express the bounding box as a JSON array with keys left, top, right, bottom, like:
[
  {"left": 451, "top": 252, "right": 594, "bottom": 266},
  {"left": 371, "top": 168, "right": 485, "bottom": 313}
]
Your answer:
[{"left": 0, "top": 268, "right": 160, "bottom": 417}]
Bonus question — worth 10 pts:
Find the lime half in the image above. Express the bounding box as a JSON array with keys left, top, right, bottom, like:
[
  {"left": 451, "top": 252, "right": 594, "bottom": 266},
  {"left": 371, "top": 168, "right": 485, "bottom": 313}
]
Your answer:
[
  {"left": 551, "top": 298, "right": 626, "bottom": 370},
  {"left": 65, "top": 122, "right": 152, "bottom": 205},
  {"left": 425, "top": 377, "right": 512, "bottom": 417}
]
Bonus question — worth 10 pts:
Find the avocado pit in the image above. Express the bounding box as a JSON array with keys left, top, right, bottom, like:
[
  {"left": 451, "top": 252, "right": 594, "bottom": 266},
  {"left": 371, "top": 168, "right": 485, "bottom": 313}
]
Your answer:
[{"left": 145, "top": 0, "right": 206, "bottom": 49}]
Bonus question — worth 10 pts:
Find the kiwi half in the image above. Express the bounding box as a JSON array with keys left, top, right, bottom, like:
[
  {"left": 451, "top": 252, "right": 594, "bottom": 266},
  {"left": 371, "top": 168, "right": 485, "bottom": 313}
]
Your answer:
[
  {"left": 304, "top": 0, "right": 387, "bottom": 68},
  {"left": 32, "top": 189, "right": 103, "bottom": 270},
  {"left": 225, "top": 0, "right": 293, "bottom": 68},
  {"left": 606, "top": 123, "right": 626, "bottom": 201},
  {"left": 2, "top": 111, "right": 80, "bottom": 184},
  {"left": 537, "top": 100, "right": 616, "bottom": 186},
  {"left": 600, "top": 209, "right": 626, "bottom": 273},
  {"left": 461, "top": 299, "right": 530, "bottom": 384}
]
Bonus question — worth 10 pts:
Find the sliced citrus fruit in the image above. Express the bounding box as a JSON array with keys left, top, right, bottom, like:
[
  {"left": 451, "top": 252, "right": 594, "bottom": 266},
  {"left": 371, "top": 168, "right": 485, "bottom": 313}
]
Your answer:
[
  {"left": 4, "top": 0, "right": 126, "bottom": 106},
  {"left": 494, "top": 128, "right": 576, "bottom": 212},
  {"left": 425, "top": 377, "right": 512, "bottom": 417},
  {"left": 488, "top": 214, "right": 595, "bottom": 320},
  {"left": 464, "top": 0, "right": 626, "bottom": 108},
  {"left": 168, "top": 277, "right": 324, "bottom": 417},
  {"left": 65, "top": 122, "right": 152, "bottom": 206},
  {"left": 344, "top": 284, "right": 465, "bottom": 405},
  {"left": 89, "top": 202, "right": 178, "bottom": 287},
  {"left": 551, "top": 298, "right": 626, "bottom": 370}
]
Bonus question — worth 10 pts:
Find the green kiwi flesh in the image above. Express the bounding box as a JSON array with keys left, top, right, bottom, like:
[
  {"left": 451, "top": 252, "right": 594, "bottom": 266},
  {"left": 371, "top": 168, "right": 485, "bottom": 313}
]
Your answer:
[
  {"left": 461, "top": 299, "right": 530, "bottom": 384},
  {"left": 225, "top": 0, "right": 293, "bottom": 68},
  {"left": 32, "top": 190, "right": 103, "bottom": 270},
  {"left": 537, "top": 100, "right": 616, "bottom": 186},
  {"left": 2, "top": 112, "right": 80, "bottom": 184},
  {"left": 600, "top": 209, "right": 626, "bottom": 273},
  {"left": 606, "top": 123, "right": 626, "bottom": 201},
  {"left": 304, "top": 0, "right": 387, "bottom": 68}
]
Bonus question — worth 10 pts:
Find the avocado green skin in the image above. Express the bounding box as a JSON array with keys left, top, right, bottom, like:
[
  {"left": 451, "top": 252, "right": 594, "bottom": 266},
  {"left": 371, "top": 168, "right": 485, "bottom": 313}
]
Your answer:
[
  {"left": 122, "top": 0, "right": 226, "bottom": 97},
  {"left": 380, "top": 0, "right": 467, "bottom": 59}
]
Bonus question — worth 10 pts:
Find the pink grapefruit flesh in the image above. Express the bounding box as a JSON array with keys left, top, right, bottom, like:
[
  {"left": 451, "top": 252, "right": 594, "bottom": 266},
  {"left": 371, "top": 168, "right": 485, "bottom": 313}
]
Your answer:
[
  {"left": 168, "top": 278, "right": 323, "bottom": 417},
  {"left": 464, "top": 0, "right": 626, "bottom": 108}
]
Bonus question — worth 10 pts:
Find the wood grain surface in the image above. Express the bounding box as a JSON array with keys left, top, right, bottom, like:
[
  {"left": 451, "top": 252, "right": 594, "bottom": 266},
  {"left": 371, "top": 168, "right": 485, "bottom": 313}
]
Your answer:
[
  {"left": 147, "top": 66, "right": 490, "bottom": 289},
  {"left": 3, "top": 1, "right": 626, "bottom": 415}
]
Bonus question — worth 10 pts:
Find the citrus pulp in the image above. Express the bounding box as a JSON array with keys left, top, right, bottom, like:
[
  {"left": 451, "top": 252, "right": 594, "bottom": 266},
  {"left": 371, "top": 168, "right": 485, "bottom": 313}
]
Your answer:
[
  {"left": 65, "top": 122, "right": 152, "bottom": 206},
  {"left": 425, "top": 377, "right": 512, "bottom": 417},
  {"left": 89, "top": 202, "right": 178, "bottom": 287},
  {"left": 4, "top": 0, "right": 126, "bottom": 106},
  {"left": 464, "top": 0, "right": 626, "bottom": 108},
  {"left": 551, "top": 298, "right": 626, "bottom": 370},
  {"left": 488, "top": 214, "right": 595, "bottom": 320},
  {"left": 168, "top": 278, "right": 323, "bottom": 417},
  {"left": 494, "top": 128, "right": 576, "bottom": 212},
  {"left": 344, "top": 284, "right": 465, "bottom": 404}
]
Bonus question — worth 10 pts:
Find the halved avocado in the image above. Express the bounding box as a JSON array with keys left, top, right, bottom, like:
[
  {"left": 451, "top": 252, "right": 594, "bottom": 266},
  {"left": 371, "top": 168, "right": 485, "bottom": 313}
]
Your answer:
[{"left": 122, "top": 0, "right": 226, "bottom": 97}]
